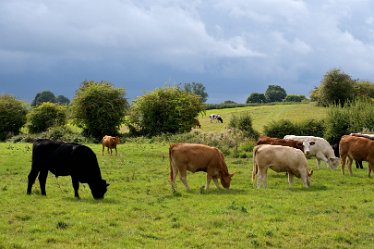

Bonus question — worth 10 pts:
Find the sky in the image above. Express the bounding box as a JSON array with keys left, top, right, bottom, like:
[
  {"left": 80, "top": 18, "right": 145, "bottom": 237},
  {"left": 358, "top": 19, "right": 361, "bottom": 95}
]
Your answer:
[{"left": 1, "top": 0, "right": 374, "bottom": 103}]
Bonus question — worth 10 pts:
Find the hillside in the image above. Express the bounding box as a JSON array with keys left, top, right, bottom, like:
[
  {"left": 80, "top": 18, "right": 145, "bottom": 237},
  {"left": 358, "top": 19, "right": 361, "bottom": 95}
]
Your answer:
[{"left": 199, "top": 102, "right": 327, "bottom": 133}]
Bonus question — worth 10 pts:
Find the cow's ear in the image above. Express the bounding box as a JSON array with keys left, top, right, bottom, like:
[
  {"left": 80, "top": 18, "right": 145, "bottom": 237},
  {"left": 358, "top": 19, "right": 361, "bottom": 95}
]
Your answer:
[
  {"left": 106, "top": 183, "right": 110, "bottom": 187},
  {"left": 230, "top": 173, "right": 236, "bottom": 178},
  {"left": 308, "top": 170, "right": 313, "bottom": 177}
]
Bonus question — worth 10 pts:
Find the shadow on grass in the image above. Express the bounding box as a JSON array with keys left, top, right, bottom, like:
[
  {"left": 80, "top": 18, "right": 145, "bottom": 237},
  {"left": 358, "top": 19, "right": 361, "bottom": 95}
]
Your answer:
[
  {"left": 289, "top": 184, "right": 328, "bottom": 192},
  {"left": 63, "top": 196, "right": 121, "bottom": 204}
]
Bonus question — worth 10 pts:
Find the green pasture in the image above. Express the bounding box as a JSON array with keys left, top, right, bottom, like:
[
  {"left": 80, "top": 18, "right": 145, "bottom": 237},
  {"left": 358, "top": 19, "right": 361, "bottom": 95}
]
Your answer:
[
  {"left": 1, "top": 141, "right": 373, "bottom": 249},
  {"left": 199, "top": 102, "right": 327, "bottom": 133}
]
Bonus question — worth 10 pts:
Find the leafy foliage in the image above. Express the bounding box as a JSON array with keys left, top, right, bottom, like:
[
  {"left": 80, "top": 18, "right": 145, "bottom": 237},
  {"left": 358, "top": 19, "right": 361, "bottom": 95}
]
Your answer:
[
  {"left": 70, "top": 80, "right": 128, "bottom": 140},
  {"left": 0, "top": 95, "right": 28, "bottom": 140},
  {"left": 228, "top": 114, "right": 259, "bottom": 139},
  {"left": 127, "top": 87, "right": 205, "bottom": 136},
  {"left": 264, "top": 119, "right": 325, "bottom": 138},
  {"left": 324, "top": 99, "right": 374, "bottom": 144},
  {"left": 27, "top": 102, "right": 67, "bottom": 133},
  {"left": 284, "top": 94, "right": 306, "bottom": 102},
  {"left": 181, "top": 82, "right": 208, "bottom": 102},
  {"left": 246, "top": 93, "right": 267, "bottom": 104},
  {"left": 265, "top": 85, "right": 287, "bottom": 102},
  {"left": 31, "top": 90, "right": 70, "bottom": 106},
  {"left": 318, "top": 68, "right": 355, "bottom": 106}
]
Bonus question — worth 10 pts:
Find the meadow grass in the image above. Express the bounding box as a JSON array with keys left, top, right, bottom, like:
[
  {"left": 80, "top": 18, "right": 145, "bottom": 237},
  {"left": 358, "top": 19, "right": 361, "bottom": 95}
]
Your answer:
[
  {"left": 1, "top": 142, "right": 373, "bottom": 249},
  {"left": 200, "top": 102, "right": 327, "bottom": 133}
]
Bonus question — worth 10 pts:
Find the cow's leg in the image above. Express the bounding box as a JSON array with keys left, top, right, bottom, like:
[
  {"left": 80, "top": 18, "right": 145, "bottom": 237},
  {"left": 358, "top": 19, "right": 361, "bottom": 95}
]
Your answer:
[
  {"left": 347, "top": 157, "right": 353, "bottom": 176},
  {"left": 213, "top": 178, "right": 221, "bottom": 190},
  {"left": 71, "top": 176, "right": 80, "bottom": 198},
  {"left": 27, "top": 169, "right": 39, "bottom": 194},
  {"left": 316, "top": 152, "right": 328, "bottom": 168},
  {"left": 368, "top": 163, "right": 373, "bottom": 177},
  {"left": 102, "top": 145, "right": 105, "bottom": 155},
  {"left": 258, "top": 169, "right": 267, "bottom": 188},
  {"left": 340, "top": 155, "right": 346, "bottom": 175},
  {"left": 205, "top": 175, "right": 212, "bottom": 191},
  {"left": 287, "top": 173, "right": 294, "bottom": 187},
  {"left": 179, "top": 170, "right": 190, "bottom": 191},
  {"left": 38, "top": 170, "right": 48, "bottom": 196}
]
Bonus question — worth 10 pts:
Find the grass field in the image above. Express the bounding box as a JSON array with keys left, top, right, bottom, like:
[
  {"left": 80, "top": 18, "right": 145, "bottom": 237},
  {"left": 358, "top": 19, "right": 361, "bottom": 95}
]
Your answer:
[
  {"left": 1, "top": 103, "right": 373, "bottom": 249},
  {"left": 200, "top": 102, "right": 327, "bottom": 133}
]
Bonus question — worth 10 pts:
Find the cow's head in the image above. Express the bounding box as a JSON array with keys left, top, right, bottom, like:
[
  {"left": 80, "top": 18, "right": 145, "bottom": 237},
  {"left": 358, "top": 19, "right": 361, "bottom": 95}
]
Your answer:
[
  {"left": 90, "top": 179, "right": 109, "bottom": 199},
  {"left": 328, "top": 157, "right": 339, "bottom": 170},
  {"left": 303, "top": 140, "right": 315, "bottom": 158},
  {"left": 220, "top": 173, "right": 235, "bottom": 189}
]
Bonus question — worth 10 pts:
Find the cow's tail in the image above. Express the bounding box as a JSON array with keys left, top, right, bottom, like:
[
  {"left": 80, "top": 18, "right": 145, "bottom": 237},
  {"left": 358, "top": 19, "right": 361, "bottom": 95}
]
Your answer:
[
  {"left": 169, "top": 144, "right": 175, "bottom": 183},
  {"left": 252, "top": 146, "right": 259, "bottom": 182}
]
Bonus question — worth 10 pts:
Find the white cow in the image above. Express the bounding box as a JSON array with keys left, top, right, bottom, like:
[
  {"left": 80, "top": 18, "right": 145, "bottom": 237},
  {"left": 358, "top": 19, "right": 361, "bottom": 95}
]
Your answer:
[
  {"left": 284, "top": 135, "right": 339, "bottom": 169},
  {"left": 252, "top": 144, "right": 313, "bottom": 188}
]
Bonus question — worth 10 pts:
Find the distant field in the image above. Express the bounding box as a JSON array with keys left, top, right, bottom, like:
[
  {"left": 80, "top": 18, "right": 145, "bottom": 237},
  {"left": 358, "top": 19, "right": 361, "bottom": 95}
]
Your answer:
[
  {"left": 1, "top": 142, "right": 373, "bottom": 249},
  {"left": 199, "top": 102, "right": 327, "bottom": 133}
]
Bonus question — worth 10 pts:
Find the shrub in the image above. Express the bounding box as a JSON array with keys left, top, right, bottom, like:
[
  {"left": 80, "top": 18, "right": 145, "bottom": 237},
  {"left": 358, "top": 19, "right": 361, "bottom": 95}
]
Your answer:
[
  {"left": 284, "top": 94, "right": 306, "bottom": 102},
  {"left": 71, "top": 80, "right": 128, "bottom": 140},
  {"left": 324, "top": 98, "right": 374, "bottom": 144},
  {"left": 0, "top": 95, "right": 28, "bottom": 140},
  {"left": 127, "top": 87, "right": 205, "bottom": 136},
  {"left": 263, "top": 119, "right": 324, "bottom": 138},
  {"left": 228, "top": 114, "right": 259, "bottom": 139},
  {"left": 27, "top": 102, "right": 67, "bottom": 133}
]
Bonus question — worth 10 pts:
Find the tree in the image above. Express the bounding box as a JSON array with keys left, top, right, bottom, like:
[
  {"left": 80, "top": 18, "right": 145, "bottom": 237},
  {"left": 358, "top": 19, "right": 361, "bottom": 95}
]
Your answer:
[
  {"left": 56, "top": 95, "right": 70, "bottom": 105},
  {"left": 265, "top": 85, "right": 287, "bottom": 102},
  {"left": 128, "top": 87, "right": 205, "bottom": 136},
  {"left": 0, "top": 95, "right": 28, "bottom": 140},
  {"left": 31, "top": 91, "right": 56, "bottom": 107},
  {"left": 27, "top": 102, "right": 67, "bottom": 133},
  {"left": 71, "top": 80, "right": 129, "bottom": 140},
  {"left": 318, "top": 68, "right": 355, "bottom": 106},
  {"left": 182, "top": 82, "right": 208, "bottom": 102},
  {"left": 354, "top": 80, "right": 374, "bottom": 99},
  {"left": 246, "top": 93, "right": 267, "bottom": 104}
]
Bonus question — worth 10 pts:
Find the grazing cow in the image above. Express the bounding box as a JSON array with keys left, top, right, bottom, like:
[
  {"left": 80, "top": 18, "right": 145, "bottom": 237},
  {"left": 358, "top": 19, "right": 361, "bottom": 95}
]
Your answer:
[
  {"left": 333, "top": 135, "right": 363, "bottom": 169},
  {"left": 284, "top": 135, "right": 339, "bottom": 169},
  {"left": 256, "top": 136, "right": 304, "bottom": 152},
  {"left": 102, "top": 135, "right": 120, "bottom": 155},
  {"left": 27, "top": 139, "right": 109, "bottom": 199},
  {"left": 169, "top": 143, "right": 234, "bottom": 191},
  {"left": 339, "top": 135, "right": 374, "bottom": 176},
  {"left": 252, "top": 144, "right": 313, "bottom": 188},
  {"left": 209, "top": 114, "right": 223, "bottom": 123}
]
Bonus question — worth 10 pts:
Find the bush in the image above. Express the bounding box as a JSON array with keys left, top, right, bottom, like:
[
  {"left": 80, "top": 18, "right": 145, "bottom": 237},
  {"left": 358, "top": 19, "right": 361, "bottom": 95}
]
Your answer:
[
  {"left": 71, "top": 80, "right": 128, "bottom": 140},
  {"left": 324, "top": 98, "right": 374, "bottom": 144},
  {"left": 0, "top": 95, "right": 28, "bottom": 140},
  {"left": 27, "top": 102, "right": 67, "bottom": 133},
  {"left": 264, "top": 119, "right": 325, "bottom": 138},
  {"left": 228, "top": 114, "right": 259, "bottom": 139},
  {"left": 127, "top": 87, "right": 205, "bottom": 136},
  {"left": 284, "top": 94, "right": 306, "bottom": 102}
]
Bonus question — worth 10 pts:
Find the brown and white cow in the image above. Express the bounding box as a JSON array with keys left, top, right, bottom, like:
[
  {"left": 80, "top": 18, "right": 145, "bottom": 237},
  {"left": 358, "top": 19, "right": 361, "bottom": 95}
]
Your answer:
[
  {"left": 256, "top": 136, "right": 304, "bottom": 152},
  {"left": 169, "top": 143, "right": 234, "bottom": 191},
  {"left": 339, "top": 135, "right": 374, "bottom": 176},
  {"left": 102, "top": 135, "right": 120, "bottom": 155},
  {"left": 252, "top": 144, "right": 313, "bottom": 188}
]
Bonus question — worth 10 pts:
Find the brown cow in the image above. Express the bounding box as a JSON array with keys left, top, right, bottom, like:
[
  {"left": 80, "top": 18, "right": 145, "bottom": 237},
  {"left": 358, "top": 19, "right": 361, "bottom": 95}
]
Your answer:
[
  {"left": 256, "top": 136, "right": 304, "bottom": 151},
  {"left": 339, "top": 135, "right": 374, "bottom": 176},
  {"left": 102, "top": 135, "right": 120, "bottom": 156},
  {"left": 169, "top": 143, "right": 234, "bottom": 191},
  {"left": 252, "top": 144, "right": 313, "bottom": 188},
  {"left": 194, "top": 119, "right": 201, "bottom": 129}
]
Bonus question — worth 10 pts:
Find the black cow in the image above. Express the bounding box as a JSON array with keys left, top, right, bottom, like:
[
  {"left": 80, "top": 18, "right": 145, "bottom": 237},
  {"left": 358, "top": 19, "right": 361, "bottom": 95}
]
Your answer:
[{"left": 27, "top": 139, "right": 109, "bottom": 199}]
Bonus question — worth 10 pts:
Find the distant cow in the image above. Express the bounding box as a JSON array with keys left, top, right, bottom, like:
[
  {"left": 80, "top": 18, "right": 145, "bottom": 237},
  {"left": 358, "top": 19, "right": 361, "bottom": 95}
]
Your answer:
[
  {"left": 209, "top": 114, "right": 223, "bottom": 123},
  {"left": 27, "top": 139, "right": 109, "bottom": 199},
  {"left": 256, "top": 136, "right": 304, "bottom": 152},
  {"left": 169, "top": 143, "right": 234, "bottom": 191},
  {"left": 194, "top": 119, "right": 201, "bottom": 129},
  {"left": 102, "top": 135, "right": 120, "bottom": 155},
  {"left": 252, "top": 144, "right": 313, "bottom": 188},
  {"left": 339, "top": 135, "right": 374, "bottom": 176},
  {"left": 284, "top": 135, "right": 339, "bottom": 169}
]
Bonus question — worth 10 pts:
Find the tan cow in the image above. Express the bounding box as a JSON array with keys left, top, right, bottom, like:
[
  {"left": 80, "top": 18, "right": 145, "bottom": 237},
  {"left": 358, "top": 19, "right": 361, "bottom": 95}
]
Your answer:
[
  {"left": 169, "top": 143, "right": 234, "bottom": 191},
  {"left": 102, "top": 135, "right": 120, "bottom": 155},
  {"left": 339, "top": 135, "right": 374, "bottom": 176},
  {"left": 252, "top": 144, "right": 313, "bottom": 188}
]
